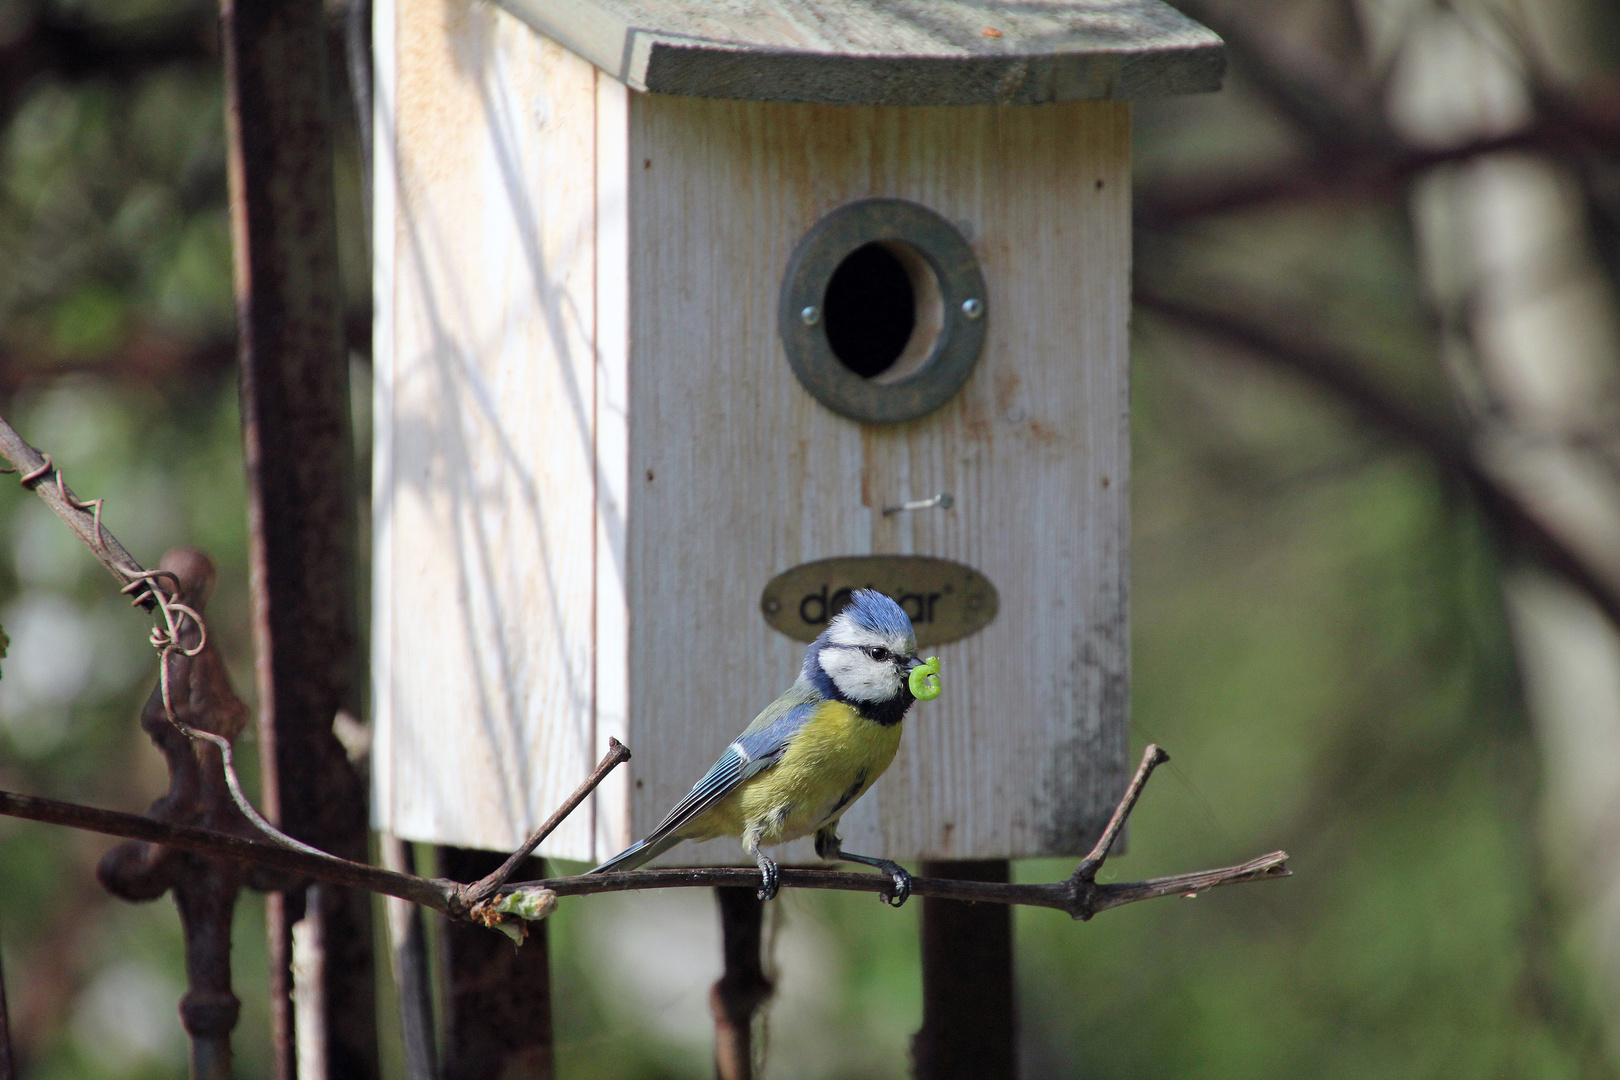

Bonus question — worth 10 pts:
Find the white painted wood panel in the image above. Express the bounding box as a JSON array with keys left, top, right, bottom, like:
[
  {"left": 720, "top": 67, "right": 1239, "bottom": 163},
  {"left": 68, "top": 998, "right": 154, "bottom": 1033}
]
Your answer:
[
  {"left": 375, "top": 0, "right": 602, "bottom": 854},
  {"left": 622, "top": 99, "right": 1131, "bottom": 863}
]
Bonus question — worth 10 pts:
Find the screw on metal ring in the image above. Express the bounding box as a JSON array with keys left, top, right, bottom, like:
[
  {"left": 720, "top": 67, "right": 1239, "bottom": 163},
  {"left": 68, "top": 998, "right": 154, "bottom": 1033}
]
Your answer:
[{"left": 779, "top": 198, "right": 987, "bottom": 424}]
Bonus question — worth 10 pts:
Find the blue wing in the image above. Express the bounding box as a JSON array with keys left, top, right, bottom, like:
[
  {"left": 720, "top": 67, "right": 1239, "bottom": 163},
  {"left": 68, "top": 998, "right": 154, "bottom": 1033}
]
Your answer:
[
  {"left": 642, "top": 698, "right": 816, "bottom": 839},
  {"left": 589, "top": 685, "right": 821, "bottom": 874}
]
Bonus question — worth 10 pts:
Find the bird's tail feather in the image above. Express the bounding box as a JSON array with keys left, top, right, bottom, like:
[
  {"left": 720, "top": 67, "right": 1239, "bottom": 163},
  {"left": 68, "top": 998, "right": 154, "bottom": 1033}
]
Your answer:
[{"left": 589, "top": 833, "right": 682, "bottom": 875}]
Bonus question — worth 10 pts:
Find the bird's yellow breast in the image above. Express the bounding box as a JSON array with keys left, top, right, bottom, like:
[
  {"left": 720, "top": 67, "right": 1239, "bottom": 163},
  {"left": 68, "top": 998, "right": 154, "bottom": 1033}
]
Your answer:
[{"left": 692, "top": 701, "right": 903, "bottom": 847}]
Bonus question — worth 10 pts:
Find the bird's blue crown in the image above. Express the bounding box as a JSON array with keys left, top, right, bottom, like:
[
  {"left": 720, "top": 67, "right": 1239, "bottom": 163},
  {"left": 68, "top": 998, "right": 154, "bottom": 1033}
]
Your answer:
[{"left": 837, "top": 588, "right": 914, "bottom": 640}]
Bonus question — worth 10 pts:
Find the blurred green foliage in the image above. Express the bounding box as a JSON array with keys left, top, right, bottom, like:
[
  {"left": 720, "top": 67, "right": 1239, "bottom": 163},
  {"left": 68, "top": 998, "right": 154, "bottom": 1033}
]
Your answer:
[
  {"left": 0, "top": 44, "right": 232, "bottom": 367},
  {"left": 0, "top": 0, "right": 1615, "bottom": 1078}
]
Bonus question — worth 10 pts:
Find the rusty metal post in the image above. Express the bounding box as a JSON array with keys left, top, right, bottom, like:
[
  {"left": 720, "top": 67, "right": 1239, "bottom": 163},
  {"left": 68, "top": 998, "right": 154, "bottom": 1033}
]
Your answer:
[
  {"left": 912, "top": 860, "right": 1016, "bottom": 1080},
  {"left": 711, "top": 887, "right": 773, "bottom": 1080},
  {"left": 219, "top": 1, "right": 375, "bottom": 1076},
  {"left": 98, "top": 549, "right": 291, "bottom": 1080},
  {"left": 439, "top": 847, "right": 555, "bottom": 1080}
]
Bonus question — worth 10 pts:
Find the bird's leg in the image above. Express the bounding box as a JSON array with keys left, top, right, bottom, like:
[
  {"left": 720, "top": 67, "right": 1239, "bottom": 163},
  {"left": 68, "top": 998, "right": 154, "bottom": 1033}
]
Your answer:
[
  {"left": 842, "top": 851, "right": 913, "bottom": 908},
  {"left": 744, "top": 833, "right": 779, "bottom": 902},
  {"left": 813, "top": 825, "right": 912, "bottom": 907}
]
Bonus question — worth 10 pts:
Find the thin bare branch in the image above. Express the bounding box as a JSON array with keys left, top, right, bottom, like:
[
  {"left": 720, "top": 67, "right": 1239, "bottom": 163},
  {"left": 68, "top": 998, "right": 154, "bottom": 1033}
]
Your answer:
[
  {"left": 462, "top": 739, "right": 632, "bottom": 908},
  {"left": 0, "top": 788, "right": 459, "bottom": 912},
  {"left": 1074, "top": 744, "right": 1170, "bottom": 884},
  {"left": 510, "top": 853, "right": 1289, "bottom": 919},
  {"left": 0, "top": 736, "right": 1289, "bottom": 922},
  {"left": 1082, "top": 852, "right": 1294, "bottom": 916},
  {"left": 521, "top": 741, "right": 1287, "bottom": 919}
]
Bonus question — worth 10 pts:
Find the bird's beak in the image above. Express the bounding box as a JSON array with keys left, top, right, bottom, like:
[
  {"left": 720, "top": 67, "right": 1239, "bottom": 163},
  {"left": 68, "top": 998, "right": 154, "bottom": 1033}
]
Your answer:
[{"left": 905, "top": 655, "right": 924, "bottom": 670}]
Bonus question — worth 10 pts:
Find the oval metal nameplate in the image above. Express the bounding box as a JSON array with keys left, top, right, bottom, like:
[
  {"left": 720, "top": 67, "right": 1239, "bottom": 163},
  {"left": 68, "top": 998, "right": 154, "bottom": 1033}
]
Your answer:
[{"left": 760, "top": 555, "right": 998, "bottom": 647}]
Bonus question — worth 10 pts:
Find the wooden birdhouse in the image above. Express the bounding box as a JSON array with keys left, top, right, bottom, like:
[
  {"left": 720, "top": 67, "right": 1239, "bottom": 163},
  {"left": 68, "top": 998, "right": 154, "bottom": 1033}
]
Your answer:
[{"left": 371, "top": 0, "right": 1222, "bottom": 866}]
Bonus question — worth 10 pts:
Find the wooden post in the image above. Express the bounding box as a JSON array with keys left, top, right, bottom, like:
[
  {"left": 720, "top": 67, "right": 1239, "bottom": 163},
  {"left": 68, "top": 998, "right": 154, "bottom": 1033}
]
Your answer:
[
  {"left": 220, "top": 0, "right": 375, "bottom": 1075},
  {"left": 912, "top": 860, "right": 1016, "bottom": 1080},
  {"left": 711, "top": 887, "right": 774, "bottom": 1080},
  {"left": 438, "top": 847, "right": 555, "bottom": 1080}
]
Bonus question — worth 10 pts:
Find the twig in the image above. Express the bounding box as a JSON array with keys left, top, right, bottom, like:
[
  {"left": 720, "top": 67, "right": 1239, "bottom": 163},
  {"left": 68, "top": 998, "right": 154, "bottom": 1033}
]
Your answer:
[
  {"left": 503, "top": 745, "right": 1288, "bottom": 920},
  {"left": 0, "top": 735, "right": 632, "bottom": 923},
  {"left": 1134, "top": 290, "right": 1620, "bottom": 633},
  {"left": 1072, "top": 744, "right": 1168, "bottom": 884},
  {"left": 0, "top": 745, "right": 1289, "bottom": 921},
  {"left": 0, "top": 788, "right": 460, "bottom": 912},
  {"left": 460, "top": 740, "right": 632, "bottom": 908},
  {"left": 512, "top": 854, "right": 1288, "bottom": 918}
]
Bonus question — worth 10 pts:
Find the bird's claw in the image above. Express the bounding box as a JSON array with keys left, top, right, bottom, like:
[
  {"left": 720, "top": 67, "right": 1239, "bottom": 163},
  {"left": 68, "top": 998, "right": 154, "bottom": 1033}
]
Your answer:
[
  {"left": 877, "top": 860, "right": 912, "bottom": 907},
  {"left": 756, "top": 857, "right": 780, "bottom": 902}
]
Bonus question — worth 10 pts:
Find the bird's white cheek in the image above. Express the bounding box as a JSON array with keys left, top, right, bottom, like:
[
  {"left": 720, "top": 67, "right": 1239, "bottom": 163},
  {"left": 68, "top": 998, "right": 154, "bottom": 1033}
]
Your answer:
[{"left": 818, "top": 650, "right": 899, "bottom": 703}]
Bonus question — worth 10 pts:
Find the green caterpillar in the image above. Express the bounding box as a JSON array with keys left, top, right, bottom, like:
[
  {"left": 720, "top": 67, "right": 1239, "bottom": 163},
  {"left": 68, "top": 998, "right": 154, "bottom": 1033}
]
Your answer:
[{"left": 909, "top": 656, "right": 941, "bottom": 701}]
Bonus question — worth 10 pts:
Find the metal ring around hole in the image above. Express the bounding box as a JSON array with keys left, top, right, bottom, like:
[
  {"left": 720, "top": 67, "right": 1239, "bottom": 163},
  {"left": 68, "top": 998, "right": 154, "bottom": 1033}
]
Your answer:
[{"left": 779, "top": 199, "right": 987, "bottom": 424}]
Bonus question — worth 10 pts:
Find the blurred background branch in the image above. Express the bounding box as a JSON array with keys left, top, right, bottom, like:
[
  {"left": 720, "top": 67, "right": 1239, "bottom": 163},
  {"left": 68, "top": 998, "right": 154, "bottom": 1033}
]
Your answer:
[{"left": 1134, "top": 287, "right": 1620, "bottom": 628}]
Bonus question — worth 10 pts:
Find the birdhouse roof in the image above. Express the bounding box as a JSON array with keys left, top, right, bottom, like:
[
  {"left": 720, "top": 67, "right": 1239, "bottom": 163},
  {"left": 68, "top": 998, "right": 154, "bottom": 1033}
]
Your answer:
[{"left": 496, "top": 0, "right": 1223, "bottom": 105}]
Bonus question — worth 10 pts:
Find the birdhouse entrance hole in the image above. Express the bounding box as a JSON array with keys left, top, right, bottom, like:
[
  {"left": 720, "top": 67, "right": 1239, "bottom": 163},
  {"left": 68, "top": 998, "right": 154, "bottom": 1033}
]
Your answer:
[
  {"left": 823, "top": 241, "right": 944, "bottom": 385},
  {"left": 780, "top": 199, "right": 986, "bottom": 424}
]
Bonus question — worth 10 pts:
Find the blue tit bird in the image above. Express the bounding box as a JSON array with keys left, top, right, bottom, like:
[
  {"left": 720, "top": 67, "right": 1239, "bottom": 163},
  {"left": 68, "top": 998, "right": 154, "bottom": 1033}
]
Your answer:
[{"left": 589, "top": 588, "right": 941, "bottom": 905}]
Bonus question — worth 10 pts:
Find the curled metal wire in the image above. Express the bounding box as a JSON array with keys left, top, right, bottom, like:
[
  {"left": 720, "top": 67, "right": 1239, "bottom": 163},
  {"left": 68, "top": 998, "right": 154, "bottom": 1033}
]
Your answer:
[
  {"left": 4, "top": 456, "right": 332, "bottom": 861},
  {"left": 116, "top": 568, "right": 331, "bottom": 860},
  {"left": 16, "top": 455, "right": 111, "bottom": 550}
]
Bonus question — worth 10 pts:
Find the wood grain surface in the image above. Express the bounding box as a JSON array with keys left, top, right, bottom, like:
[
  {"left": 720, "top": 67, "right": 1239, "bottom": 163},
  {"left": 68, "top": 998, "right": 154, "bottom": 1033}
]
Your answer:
[
  {"left": 496, "top": 0, "right": 1223, "bottom": 105},
  {"left": 619, "top": 95, "right": 1131, "bottom": 864}
]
